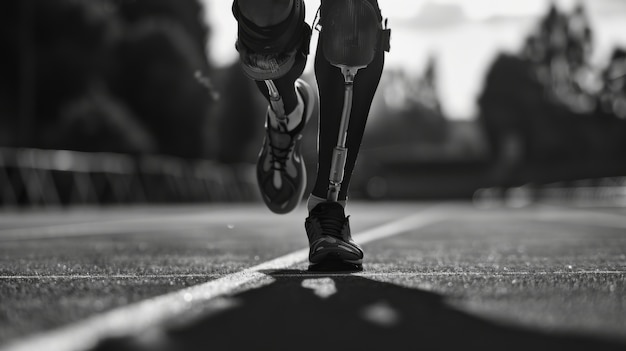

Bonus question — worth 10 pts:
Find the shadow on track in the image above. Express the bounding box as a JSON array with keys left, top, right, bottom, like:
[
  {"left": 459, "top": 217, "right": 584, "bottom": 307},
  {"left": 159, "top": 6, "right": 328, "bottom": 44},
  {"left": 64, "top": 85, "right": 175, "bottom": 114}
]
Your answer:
[{"left": 92, "top": 269, "right": 625, "bottom": 351}]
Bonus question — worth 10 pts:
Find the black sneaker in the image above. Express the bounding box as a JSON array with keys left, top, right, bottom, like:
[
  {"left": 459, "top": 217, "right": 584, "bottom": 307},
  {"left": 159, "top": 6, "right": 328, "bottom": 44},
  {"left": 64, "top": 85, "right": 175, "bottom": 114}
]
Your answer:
[
  {"left": 256, "top": 79, "right": 314, "bottom": 214},
  {"left": 305, "top": 202, "right": 364, "bottom": 268}
]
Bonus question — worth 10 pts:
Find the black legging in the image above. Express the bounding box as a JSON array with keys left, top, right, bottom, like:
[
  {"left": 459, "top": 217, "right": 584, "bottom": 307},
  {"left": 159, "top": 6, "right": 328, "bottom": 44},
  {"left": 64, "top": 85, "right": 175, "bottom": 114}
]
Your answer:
[{"left": 312, "top": 21, "right": 384, "bottom": 201}]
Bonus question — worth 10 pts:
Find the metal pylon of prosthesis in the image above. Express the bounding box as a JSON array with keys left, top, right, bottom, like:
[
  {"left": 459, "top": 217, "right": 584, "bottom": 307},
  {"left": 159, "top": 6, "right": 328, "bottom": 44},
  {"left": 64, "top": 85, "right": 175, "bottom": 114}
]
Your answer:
[
  {"left": 321, "top": 0, "right": 381, "bottom": 202},
  {"left": 327, "top": 65, "right": 365, "bottom": 202},
  {"left": 264, "top": 80, "right": 286, "bottom": 123}
]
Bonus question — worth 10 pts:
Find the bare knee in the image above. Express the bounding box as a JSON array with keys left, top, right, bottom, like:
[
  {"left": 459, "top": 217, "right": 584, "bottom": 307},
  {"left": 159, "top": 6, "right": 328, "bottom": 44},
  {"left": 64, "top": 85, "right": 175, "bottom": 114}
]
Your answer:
[{"left": 236, "top": 0, "right": 293, "bottom": 27}]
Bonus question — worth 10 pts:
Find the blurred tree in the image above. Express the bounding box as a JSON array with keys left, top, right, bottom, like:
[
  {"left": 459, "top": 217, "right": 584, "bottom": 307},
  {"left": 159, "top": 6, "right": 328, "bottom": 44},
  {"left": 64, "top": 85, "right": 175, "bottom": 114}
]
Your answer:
[
  {"left": 0, "top": 0, "right": 121, "bottom": 147},
  {"left": 479, "top": 2, "right": 626, "bottom": 185},
  {"left": 479, "top": 53, "right": 626, "bottom": 187},
  {"left": 598, "top": 48, "right": 626, "bottom": 118},
  {"left": 0, "top": 0, "right": 21, "bottom": 146},
  {"left": 106, "top": 0, "right": 215, "bottom": 158},
  {"left": 1, "top": 0, "right": 219, "bottom": 158},
  {"left": 113, "top": 0, "right": 210, "bottom": 65},
  {"left": 478, "top": 54, "right": 538, "bottom": 164},
  {"left": 109, "top": 18, "right": 212, "bottom": 158},
  {"left": 366, "top": 69, "right": 448, "bottom": 149}
]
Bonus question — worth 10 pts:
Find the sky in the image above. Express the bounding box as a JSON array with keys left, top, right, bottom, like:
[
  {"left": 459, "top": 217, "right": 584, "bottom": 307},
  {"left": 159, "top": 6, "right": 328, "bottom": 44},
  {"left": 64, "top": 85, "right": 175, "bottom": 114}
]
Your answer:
[{"left": 202, "top": 0, "right": 626, "bottom": 119}]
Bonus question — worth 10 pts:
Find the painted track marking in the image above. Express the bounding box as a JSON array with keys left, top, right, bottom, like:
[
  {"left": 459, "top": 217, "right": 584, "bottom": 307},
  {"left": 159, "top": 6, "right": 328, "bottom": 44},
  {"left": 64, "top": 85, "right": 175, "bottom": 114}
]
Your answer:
[
  {"left": 0, "top": 274, "right": 222, "bottom": 280},
  {"left": 2, "top": 270, "right": 623, "bottom": 281}
]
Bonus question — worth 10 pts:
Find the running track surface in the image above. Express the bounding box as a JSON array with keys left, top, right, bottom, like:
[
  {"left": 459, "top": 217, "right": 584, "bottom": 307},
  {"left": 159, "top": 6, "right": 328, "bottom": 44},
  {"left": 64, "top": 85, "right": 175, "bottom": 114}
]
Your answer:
[{"left": 0, "top": 202, "right": 625, "bottom": 351}]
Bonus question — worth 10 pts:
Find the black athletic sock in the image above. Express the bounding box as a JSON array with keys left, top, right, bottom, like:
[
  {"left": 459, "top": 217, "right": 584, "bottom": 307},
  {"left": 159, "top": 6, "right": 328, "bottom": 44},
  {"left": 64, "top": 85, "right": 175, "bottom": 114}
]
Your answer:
[{"left": 311, "top": 7, "right": 385, "bottom": 201}]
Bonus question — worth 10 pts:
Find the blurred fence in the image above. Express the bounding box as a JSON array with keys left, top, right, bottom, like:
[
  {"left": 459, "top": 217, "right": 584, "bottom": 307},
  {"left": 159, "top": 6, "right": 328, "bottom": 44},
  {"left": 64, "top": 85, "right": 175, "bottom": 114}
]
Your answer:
[{"left": 0, "top": 148, "right": 259, "bottom": 207}]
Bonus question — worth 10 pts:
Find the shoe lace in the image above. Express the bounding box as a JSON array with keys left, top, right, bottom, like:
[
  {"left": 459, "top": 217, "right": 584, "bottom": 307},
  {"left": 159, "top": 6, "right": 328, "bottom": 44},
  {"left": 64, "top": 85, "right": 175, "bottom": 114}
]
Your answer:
[
  {"left": 315, "top": 213, "right": 346, "bottom": 238},
  {"left": 268, "top": 122, "right": 295, "bottom": 171}
]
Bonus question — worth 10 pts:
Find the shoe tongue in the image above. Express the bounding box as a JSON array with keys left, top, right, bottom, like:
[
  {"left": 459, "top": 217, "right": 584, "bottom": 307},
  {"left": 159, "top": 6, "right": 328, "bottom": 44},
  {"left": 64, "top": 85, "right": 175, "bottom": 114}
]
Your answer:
[
  {"left": 312, "top": 202, "right": 345, "bottom": 217},
  {"left": 269, "top": 128, "right": 292, "bottom": 149}
]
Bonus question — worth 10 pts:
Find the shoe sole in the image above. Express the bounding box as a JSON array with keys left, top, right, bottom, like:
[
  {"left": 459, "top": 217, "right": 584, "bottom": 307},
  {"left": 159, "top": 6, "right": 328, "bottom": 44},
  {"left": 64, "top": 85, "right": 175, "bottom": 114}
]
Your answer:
[
  {"left": 308, "top": 260, "right": 363, "bottom": 272},
  {"left": 308, "top": 251, "right": 363, "bottom": 272},
  {"left": 310, "top": 253, "right": 362, "bottom": 265},
  {"left": 309, "top": 236, "right": 364, "bottom": 267}
]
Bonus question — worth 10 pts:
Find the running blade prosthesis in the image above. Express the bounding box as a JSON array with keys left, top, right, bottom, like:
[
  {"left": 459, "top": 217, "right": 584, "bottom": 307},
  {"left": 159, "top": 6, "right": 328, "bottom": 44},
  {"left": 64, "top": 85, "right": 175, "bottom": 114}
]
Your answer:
[{"left": 321, "top": 0, "right": 381, "bottom": 202}]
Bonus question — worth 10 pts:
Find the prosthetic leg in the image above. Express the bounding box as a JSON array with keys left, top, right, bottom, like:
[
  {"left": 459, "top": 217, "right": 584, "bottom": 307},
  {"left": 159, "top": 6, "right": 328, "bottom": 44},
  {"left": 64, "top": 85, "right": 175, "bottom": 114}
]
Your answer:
[
  {"left": 264, "top": 80, "right": 285, "bottom": 121},
  {"left": 305, "top": 0, "right": 389, "bottom": 269},
  {"left": 233, "top": 0, "right": 316, "bottom": 213},
  {"left": 321, "top": 0, "right": 385, "bottom": 202}
]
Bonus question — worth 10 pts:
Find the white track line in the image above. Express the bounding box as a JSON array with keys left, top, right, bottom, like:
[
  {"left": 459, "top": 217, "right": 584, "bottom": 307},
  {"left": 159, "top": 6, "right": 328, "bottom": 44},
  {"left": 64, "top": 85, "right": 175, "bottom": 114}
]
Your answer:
[
  {"left": 3, "top": 270, "right": 623, "bottom": 281},
  {"left": 272, "top": 270, "right": 626, "bottom": 277},
  {"left": 0, "top": 274, "right": 222, "bottom": 280},
  {"left": 1, "top": 206, "right": 444, "bottom": 351}
]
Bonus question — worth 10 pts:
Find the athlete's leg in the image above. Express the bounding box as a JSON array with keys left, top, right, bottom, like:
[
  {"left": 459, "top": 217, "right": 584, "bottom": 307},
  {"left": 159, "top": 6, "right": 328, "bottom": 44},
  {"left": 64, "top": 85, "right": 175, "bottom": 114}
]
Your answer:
[
  {"left": 232, "top": 0, "right": 314, "bottom": 213},
  {"left": 309, "top": 0, "right": 386, "bottom": 207},
  {"left": 305, "top": 0, "right": 389, "bottom": 269}
]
